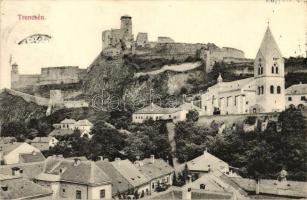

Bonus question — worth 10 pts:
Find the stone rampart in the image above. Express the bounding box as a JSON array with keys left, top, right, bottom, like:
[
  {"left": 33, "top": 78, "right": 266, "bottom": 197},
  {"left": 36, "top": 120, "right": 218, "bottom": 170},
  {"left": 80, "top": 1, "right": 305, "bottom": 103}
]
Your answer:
[{"left": 2, "top": 88, "right": 49, "bottom": 106}]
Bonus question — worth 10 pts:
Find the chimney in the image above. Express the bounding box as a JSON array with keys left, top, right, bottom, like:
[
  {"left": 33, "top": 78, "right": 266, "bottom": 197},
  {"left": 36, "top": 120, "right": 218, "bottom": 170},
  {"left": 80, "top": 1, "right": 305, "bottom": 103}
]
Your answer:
[
  {"left": 204, "top": 148, "right": 208, "bottom": 155},
  {"left": 182, "top": 188, "right": 191, "bottom": 200},
  {"left": 32, "top": 151, "right": 37, "bottom": 155},
  {"left": 73, "top": 158, "right": 81, "bottom": 166},
  {"left": 104, "top": 158, "right": 109, "bottom": 162},
  {"left": 150, "top": 155, "right": 155, "bottom": 163},
  {"left": 115, "top": 157, "right": 121, "bottom": 162},
  {"left": 256, "top": 178, "right": 260, "bottom": 194},
  {"left": 98, "top": 156, "right": 103, "bottom": 161}
]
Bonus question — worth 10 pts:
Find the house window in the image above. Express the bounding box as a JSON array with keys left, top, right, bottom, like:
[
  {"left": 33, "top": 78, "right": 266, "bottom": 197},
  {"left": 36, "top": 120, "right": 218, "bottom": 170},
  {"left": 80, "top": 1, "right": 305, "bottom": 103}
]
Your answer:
[
  {"left": 100, "top": 189, "right": 105, "bottom": 198},
  {"left": 301, "top": 96, "right": 306, "bottom": 101},
  {"left": 277, "top": 86, "right": 281, "bottom": 94},
  {"left": 288, "top": 97, "right": 292, "bottom": 101},
  {"left": 270, "top": 85, "right": 274, "bottom": 94},
  {"left": 76, "top": 190, "right": 81, "bottom": 199}
]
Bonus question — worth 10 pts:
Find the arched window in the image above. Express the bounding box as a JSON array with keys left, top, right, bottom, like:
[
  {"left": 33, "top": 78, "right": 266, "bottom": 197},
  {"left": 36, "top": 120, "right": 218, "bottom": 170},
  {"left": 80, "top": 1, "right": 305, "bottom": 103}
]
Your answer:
[
  {"left": 258, "top": 68, "right": 261, "bottom": 75},
  {"left": 277, "top": 86, "right": 281, "bottom": 94},
  {"left": 272, "top": 66, "right": 274, "bottom": 74},
  {"left": 276, "top": 67, "right": 279, "bottom": 74},
  {"left": 261, "top": 67, "right": 263, "bottom": 74},
  {"left": 258, "top": 86, "right": 260, "bottom": 95},
  {"left": 261, "top": 86, "right": 264, "bottom": 94},
  {"left": 270, "top": 85, "right": 274, "bottom": 94}
]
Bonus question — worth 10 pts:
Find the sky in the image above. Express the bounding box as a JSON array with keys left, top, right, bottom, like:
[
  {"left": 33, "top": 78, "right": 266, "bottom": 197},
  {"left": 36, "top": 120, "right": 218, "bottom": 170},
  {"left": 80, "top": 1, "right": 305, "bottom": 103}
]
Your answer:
[{"left": 0, "top": 0, "right": 306, "bottom": 88}]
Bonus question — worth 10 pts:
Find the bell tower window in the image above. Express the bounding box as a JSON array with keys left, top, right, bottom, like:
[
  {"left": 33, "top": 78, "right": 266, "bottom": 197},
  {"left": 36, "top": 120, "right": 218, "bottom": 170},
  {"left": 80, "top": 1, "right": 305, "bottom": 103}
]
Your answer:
[
  {"left": 277, "top": 86, "right": 281, "bottom": 94},
  {"left": 270, "top": 85, "right": 274, "bottom": 94},
  {"left": 272, "top": 66, "right": 274, "bottom": 74}
]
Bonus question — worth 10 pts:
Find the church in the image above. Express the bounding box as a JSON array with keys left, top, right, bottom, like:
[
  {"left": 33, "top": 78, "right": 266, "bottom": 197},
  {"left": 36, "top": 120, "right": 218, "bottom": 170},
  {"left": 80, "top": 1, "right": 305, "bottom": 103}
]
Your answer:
[{"left": 200, "top": 26, "right": 286, "bottom": 115}]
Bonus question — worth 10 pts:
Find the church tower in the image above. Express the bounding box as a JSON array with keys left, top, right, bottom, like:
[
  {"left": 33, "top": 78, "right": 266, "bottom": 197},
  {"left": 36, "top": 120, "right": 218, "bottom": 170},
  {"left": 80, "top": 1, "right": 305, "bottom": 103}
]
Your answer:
[{"left": 254, "top": 26, "right": 285, "bottom": 113}]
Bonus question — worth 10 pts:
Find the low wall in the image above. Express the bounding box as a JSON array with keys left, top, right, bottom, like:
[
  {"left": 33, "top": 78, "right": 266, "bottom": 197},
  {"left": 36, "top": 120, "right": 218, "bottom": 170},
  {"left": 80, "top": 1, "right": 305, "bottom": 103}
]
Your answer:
[{"left": 2, "top": 88, "right": 49, "bottom": 106}]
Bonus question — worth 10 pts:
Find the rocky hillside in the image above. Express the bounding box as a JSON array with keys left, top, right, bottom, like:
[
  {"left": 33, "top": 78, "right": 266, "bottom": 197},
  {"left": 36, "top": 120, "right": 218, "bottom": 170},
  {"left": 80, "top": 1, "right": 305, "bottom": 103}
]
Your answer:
[{"left": 0, "top": 91, "right": 47, "bottom": 123}]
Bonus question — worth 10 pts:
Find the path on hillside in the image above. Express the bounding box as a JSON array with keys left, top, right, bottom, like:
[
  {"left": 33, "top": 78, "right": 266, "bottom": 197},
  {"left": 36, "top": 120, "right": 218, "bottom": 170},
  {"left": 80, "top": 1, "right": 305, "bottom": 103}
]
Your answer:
[
  {"left": 166, "top": 122, "right": 182, "bottom": 174},
  {"left": 134, "top": 62, "right": 202, "bottom": 78}
]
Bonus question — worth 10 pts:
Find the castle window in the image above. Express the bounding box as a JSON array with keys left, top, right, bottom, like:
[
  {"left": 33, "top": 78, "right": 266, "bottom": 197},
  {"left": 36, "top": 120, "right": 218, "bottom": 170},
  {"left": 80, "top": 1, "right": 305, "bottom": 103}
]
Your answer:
[
  {"left": 270, "top": 85, "right": 274, "bottom": 94},
  {"left": 277, "top": 86, "right": 281, "bottom": 94},
  {"left": 261, "top": 86, "right": 264, "bottom": 94}
]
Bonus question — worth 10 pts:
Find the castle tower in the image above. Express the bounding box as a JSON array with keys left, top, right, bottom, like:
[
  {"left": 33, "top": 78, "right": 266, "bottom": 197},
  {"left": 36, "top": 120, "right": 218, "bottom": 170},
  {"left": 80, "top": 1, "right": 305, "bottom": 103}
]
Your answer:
[
  {"left": 254, "top": 26, "right": 285, "bottom": 113},
  {"left": 11, "top": 63, "right": 19, "bottom": 89},
  {"left": 120, "top": 15, "right": 132, "bottom": 38}
]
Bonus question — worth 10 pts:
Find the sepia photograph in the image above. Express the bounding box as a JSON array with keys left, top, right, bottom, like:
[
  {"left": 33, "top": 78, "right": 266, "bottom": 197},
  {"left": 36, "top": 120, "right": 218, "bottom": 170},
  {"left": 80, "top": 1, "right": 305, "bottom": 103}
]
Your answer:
[{"left": 0, "top": 0, "right": 306, "bottom": 199}]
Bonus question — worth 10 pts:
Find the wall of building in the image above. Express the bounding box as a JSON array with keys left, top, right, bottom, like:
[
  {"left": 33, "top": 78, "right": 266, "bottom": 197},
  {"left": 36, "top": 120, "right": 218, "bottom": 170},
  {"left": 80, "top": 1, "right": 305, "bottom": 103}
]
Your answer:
[
  {"left": 89, "top": 184, "right": 112, "bottom": 199},
  {"left": 286, "top": 94, "right": 307, "bottom": 108},
  {"left": 4, "top": 143, "right": 40, "bottom": 165},
  {"left": 39, "top": 66, "right": 80, "bottom": 85}
]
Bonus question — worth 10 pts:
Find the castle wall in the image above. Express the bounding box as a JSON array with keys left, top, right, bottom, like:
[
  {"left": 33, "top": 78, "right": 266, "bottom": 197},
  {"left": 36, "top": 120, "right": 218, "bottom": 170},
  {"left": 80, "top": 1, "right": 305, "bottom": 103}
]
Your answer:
[
  {"left": 11, "top": 74, "right": 40, "bottom": 90},
  {"left": 3, "top": 88, "right": 49, "bottom": 106},
  {"left": 38, "top": 66, "right": 80, "bottom": 85}
]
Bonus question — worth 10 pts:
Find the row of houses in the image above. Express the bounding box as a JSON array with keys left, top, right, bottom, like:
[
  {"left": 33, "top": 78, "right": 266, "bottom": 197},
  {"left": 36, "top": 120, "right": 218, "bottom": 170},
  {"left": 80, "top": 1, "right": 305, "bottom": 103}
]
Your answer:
[{"left": 0, "top": 154, "right": 174, "bottom": 200}]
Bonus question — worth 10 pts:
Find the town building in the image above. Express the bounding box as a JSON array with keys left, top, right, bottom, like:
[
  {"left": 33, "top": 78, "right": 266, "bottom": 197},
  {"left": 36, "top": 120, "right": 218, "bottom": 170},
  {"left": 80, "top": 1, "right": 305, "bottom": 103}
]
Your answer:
[
  {"left": 0, "top": 174, "right": 53, "bottom": 200},
  {"left": 285, "top": 82, "right": 307, "bottom": 109},
  {"left": 111, "top": 158, "right": 151, "bottom": 198},
  {"left": 50, "top": 118, "right": 93, "bottom": 138},
  {"left": 134, "top": 155, "right": 174, "bottom": 193},
  {"left": 200, "top": 26, "right": 286, "bottom": 115},
  {"left": 35, "top": 157, "right": 112, "bottom": 199},
  {"left": 0, "top": 142, "right": 45, "bottom": 165},
  {"left": 184, "top": 150, "right": 238, "bottom": 179},
  {"left": 132, "top": 103, "right": 198, "bottom": 123},
  {"left": 0, "top": 161, "right": 45, "bottom": 180},
  {"left": 31, "top": 137, "right": 59, "bottom": 151},
  {"left": 96, "top": 159, "right": 134, "bottom": 198}
]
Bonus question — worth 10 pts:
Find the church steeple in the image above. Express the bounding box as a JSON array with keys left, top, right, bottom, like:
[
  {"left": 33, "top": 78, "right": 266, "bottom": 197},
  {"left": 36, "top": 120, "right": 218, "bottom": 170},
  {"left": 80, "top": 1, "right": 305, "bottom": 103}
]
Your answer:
[{"left": 257, "top": 26, "right": 283, "bottom": 61}]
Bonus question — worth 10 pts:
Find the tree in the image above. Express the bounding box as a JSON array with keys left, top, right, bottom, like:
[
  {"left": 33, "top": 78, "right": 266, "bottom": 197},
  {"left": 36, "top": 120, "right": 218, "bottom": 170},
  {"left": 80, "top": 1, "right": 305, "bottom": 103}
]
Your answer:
[{"left": 186, "top": 110, "right": 199, "bottom": 122}]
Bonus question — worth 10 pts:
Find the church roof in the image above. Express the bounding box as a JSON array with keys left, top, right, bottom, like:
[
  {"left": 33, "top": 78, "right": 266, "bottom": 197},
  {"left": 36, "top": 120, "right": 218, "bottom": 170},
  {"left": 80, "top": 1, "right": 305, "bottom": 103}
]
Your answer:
[
  {"left": 257, "top": 26, "right": 283, "bottom": 60},
  {"left": 286, "top": 83, "right": 307, "bottom": 95}
]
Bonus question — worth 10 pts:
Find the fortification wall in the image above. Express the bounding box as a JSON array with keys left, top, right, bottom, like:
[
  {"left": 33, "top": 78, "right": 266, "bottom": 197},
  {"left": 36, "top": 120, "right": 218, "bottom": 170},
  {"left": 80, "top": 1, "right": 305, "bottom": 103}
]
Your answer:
[
  {"left": 64, "top": 100, "right": 89, "bottom": 108},
  {"left": 12, "top": 74, "right": 40, "bottom": 90},
  {"left": 38, "top": 66, "right": 80, "bottom": 85},
  {"left": 2, "top": 88, "right": 49, "bottom": 106}
]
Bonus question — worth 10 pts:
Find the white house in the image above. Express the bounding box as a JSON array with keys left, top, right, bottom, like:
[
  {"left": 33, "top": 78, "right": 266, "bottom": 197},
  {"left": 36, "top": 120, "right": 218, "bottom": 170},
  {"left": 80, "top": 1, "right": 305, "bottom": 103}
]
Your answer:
[
  {"left": 35, "top": 157, "right": 112, "bottom": 200},
  {"left": 0, "top": 142, "right": 44, "bottom": 165},
  {"left": 200, "top": 26, "right": 286, "bottom": 116},
  {"left": 285, "top": 82, "right": 307, "bottom": 109},
  {"left": 31, "top": 136, "right": 59, "bottom": 151},
  {"left": 132, "top": 103, "right": 198, "bottom": 123}
]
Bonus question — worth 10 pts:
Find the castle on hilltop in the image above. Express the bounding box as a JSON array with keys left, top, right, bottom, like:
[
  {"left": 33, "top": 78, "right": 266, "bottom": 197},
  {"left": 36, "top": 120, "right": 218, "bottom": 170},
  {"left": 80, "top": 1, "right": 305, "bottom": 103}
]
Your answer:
[
  {"left": 200, "top": 26, "right": 286, "bottom": 115},
  {"left": 101, "top": 15, "right": 252, "bottom": 72}
]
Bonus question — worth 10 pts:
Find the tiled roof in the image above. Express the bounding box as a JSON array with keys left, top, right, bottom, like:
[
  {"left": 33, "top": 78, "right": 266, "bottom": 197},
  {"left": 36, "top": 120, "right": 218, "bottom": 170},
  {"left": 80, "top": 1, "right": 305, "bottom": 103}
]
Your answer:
[
  {"left": 19, "top": 151, "right": 46, "bottom": 163},
  {"left": 48, "top": 129, "right": 74, "bottom": 137},
  {"left": 145, "top": 186, "right": 232, "bottom": 200},
  {"left": 134, "top": 103, "right": 179, "bottom": 114},
  {"left": 0, "top": 142, "right": 23, "bottom": 155},
  {"left": 0, "top": 175, "right": 53, "bottom": 199},
  {"left": 37, "top": 157, "right": 111, "bottom": 186},
  {"left": 75, "top": 119, "right": 93, "bottom": 126},
  {"left": 186, "top": 151, "right": 229, "bottom": 172},
  {"left": 111, "top": 159, "right": 150, "bottom": 187},
  {"left": 182, "top": 174, "right": 227, "bottom": 193},
  {"left": 0, "top": 161, "right": 45, "bottom": 179},
  {"left": 230, "top": 177, "right": 307, "bottom": 198},
  {"left": 0, "top": 137, "right": 16, "bottom": 144},
  {"left": 60, "top": 118, "right": 76, "bottom": 124},
  {"left": 286, "top": 83, "right": 307, "bottom": 95},
  {"left": 257, "top": 26, "right": 283, "bottom": 60},
  {"left": 135, "top": 158, "right": 174, "bottom": 180},
  {"left": 96, "top": 160, "right": 134, "bottom": 195},
  {"left": 209, "top": 77, "right": 255, "bottom": 94},
  {"left": 31, "top": 137, "right": 54, "bottom": 143}
]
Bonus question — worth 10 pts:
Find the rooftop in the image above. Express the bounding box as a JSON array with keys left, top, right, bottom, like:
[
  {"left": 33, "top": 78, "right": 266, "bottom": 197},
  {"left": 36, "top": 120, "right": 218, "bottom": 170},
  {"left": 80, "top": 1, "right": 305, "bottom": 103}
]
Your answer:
[
  {"left": 96, "top": 160, "right": 134, "bottom": 195},
  {"left": 134, "top": 103, "right": 180, "bottom": 115},
  {"left": 0, "top": 174, "right": 53, "bottom": 199},
  {"left": 185, "top": 151, "right": 229, "bottom": 172},
  {"left": 37, "top": 157, "right": 111, "bottom": 186},
  {"left": 111, "top": 159, "right": 150, "bottom": 187},
  {"left": 19, "top": 151, "right": 46, "bottom": 163},
  {"left": 31, "top": 136, "right": 55, "bottom": 143},
  {"left": 48, "top": 129, "right": 74, "bottom": 137},
  {"left": 0, "top": 142, "right": 23, "bottom": 155},
  {"left": 135, "top": 158, "right": 174, "bottom": 180},
  {"left": 0, "top": 161, "right": 45, "bottom": 179},
  {"left": 75, "top": 119, "right": 93, "bottom": 126},
  {"left": 286, "top": 83, "right": 307, "bottom": 95},
  {"left": 60, "top": 118, "right": 77, "bottom": 124}
]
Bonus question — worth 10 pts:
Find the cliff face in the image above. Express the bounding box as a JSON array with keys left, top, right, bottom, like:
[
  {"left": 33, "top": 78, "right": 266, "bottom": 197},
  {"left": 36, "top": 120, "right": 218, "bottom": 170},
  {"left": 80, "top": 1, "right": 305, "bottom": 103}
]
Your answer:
[
  {"left": 0, "top": 91, "right": 47, "bottom": 123},
  {"left": 82, "top": 54, "right": 135, "bottom": 96}
]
